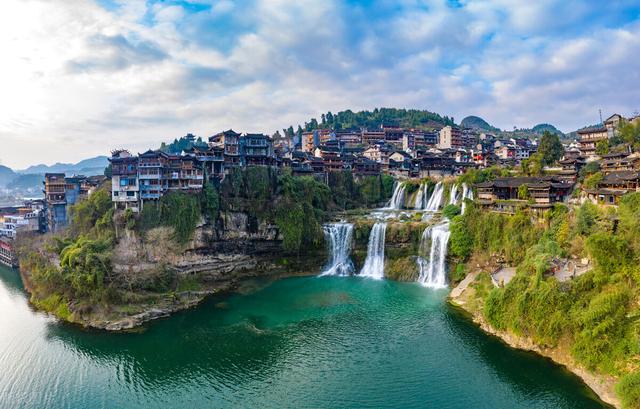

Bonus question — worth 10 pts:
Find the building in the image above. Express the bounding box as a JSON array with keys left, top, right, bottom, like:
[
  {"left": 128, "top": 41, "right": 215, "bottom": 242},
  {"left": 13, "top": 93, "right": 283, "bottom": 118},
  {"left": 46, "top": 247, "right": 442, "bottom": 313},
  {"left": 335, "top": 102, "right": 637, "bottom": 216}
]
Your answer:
[
  {"left": 362, "top": 130, "right": 385, "bottom": 145},
  {"left": 557, "top": 157, "right": 586, "bottom": 183},
  {"left": 0, "top": 238, "right": 17, "bottom": 268},
  {"left": 109, "top": 150, "right": 140, "bottom": 212},
  {"left": 584, "top": 171, "right": 640, "bottom": 205},
  {"left": 210, "top": 129, "right": 242, "bottom": 167},
  {"left": 242, "top": 133, "right": 275, "bottom": 166},
  {"left": 604, "top": 114, "right": 625, "bottom": 139},
  {"left": 600, "top": 152, "right": 640, "bottom": 175},
  {"left": 44, "top": 173, "right": 68, "bottom": 231},
  {"left": 578, "top": 126, "right": 608, "bottom": 157},
  {"left": 476, "top": 176, "right": 574, "bottom": 207},
  {"left": 302, "top": 131, "right": 317, "bottom": 152},
  {"left": 438, "top": 126, "right": 463, "bottom": 149},
  {"left": 138, "top": 150, "right": 168, "bottom": 201}
]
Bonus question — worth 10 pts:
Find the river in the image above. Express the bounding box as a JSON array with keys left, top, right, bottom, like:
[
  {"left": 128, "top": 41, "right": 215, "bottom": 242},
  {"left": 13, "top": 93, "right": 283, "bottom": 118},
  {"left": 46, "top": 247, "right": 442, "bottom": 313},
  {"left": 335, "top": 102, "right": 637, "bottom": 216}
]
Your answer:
[{"left": 0, "top": 265, "right": 606, "bottom": 408}]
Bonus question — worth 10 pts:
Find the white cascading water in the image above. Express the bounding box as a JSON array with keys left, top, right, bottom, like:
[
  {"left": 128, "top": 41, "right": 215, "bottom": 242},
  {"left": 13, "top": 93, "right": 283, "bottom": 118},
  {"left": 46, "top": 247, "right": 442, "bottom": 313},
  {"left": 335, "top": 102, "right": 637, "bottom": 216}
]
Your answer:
[
  {"left": 414, "top": 184, "right": 425, "bottom": 210},
  {"left": 387, "top": 182, "right": 406, "bottom": 210},
  {"left": 417, "top": 222, "right": 450, "bottom": 288},
  {"left": 359, "top": 222, "right": 387, "bottom": 279},
  {"left": 460, "top": 183, "right": 474, "bottom": 215},
  {"left": 449, "top": 184, "right": 459, "bottom": 205},
  {"left": 320, "top": 223, "right": 355, "bottom": 276},
  {"left": 424, "top": 182, "right": 444, "bottom": 211}
]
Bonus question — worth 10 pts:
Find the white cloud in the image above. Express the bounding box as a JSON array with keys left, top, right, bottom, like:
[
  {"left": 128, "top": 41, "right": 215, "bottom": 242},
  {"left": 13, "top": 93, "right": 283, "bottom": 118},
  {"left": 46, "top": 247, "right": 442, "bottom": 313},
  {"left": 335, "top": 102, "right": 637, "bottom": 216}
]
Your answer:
[{"left": 0, "top": 0, "right": 639, "bottom": 168}]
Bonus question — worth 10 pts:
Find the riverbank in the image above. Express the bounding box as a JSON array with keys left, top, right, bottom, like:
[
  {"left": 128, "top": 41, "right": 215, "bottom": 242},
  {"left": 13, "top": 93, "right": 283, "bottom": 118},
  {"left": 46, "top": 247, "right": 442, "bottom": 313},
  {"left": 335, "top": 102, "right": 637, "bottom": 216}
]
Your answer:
[{"left": 449, "top": 277, "right": 620, "bottom": 408}]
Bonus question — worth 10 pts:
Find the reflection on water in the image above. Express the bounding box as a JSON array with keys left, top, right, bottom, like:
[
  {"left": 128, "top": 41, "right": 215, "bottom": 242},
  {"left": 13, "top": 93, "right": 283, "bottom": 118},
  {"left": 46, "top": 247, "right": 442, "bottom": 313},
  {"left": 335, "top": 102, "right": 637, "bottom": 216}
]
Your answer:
[{"left": 0, "top": 268, "right": 607, "bottom": 409}]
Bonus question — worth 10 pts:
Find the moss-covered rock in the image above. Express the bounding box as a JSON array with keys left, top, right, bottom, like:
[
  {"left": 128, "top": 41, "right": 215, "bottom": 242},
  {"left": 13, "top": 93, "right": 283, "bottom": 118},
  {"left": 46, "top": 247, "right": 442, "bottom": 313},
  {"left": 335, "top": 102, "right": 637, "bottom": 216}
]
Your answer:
[{"left": 385, "top": 256, "right": 419, "bottom": 281}]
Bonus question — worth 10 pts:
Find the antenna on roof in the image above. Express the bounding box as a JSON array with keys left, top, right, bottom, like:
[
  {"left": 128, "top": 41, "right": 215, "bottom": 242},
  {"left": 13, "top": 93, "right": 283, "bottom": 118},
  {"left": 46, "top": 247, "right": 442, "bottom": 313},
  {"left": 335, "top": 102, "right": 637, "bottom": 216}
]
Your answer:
[{"left": 599, "top": 109, "right": 603, "bottom": 125}]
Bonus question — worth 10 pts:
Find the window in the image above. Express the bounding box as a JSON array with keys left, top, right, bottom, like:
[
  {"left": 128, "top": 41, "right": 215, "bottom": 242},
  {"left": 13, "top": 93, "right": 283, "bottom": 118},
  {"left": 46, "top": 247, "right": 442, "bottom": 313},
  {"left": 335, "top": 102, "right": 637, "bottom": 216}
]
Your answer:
[
  {"left": 113, "top": 191, "right": 119, "bottom": 196},
  {"left": 127, "top": 191, "right": 135, "bottom": 197}
]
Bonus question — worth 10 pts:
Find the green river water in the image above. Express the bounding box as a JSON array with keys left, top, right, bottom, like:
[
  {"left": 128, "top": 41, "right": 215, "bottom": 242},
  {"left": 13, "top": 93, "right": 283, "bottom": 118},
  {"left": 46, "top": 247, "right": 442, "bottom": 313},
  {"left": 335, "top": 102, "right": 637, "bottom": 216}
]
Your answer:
[{"left": 0, "top": 265, "right": 607, "bottom": 408}]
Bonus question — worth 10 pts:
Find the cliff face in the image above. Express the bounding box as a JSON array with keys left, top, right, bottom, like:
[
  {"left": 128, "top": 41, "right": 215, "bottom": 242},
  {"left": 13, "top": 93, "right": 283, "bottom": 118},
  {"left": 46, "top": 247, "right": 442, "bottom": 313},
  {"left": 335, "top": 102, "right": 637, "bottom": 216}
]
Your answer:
[{"left": 112, "top": 211, "right": 327, "bottom": 290}]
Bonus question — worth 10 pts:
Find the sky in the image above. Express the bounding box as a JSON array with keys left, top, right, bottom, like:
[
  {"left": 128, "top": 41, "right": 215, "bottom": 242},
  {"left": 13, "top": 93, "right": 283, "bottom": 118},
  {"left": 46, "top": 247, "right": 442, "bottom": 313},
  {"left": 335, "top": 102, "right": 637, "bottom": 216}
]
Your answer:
[{"left": 1, "top": 0, "right": 639, "bottom": 169}]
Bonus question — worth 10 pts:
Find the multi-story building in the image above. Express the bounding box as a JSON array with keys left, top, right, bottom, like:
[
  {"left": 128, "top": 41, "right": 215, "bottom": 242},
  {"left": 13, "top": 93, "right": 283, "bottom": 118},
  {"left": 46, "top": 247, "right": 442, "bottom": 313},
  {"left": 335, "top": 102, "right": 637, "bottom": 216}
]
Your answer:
[
  {"left": 578, "top": 126, "right": 608, "bottom": 157},
  {"left": 242, "top": 133, "right": 274, "bottom": 166},
  {"left": 186, "top": 145, "right": 225, "bottom": 179},
  {"left": 110, "top": 150, "right": 140, "bottom": 212},
  {"left": 362, "top": 129, "right": 385, "bottom": 145},
  {"left": 44, "top": 173, "right": 67, "bottom": 231},
  {"left": 138, "top": 150, "right": 168, "bottom": 202},
  {"left": 210, "top": 129, "right": 242, "bottom": 167},
  {"left": 438, "top": 126, "right": 463, "bottom": 149},
  {"left": 302, "top": 131, "right": 317, "bottom": 152}
]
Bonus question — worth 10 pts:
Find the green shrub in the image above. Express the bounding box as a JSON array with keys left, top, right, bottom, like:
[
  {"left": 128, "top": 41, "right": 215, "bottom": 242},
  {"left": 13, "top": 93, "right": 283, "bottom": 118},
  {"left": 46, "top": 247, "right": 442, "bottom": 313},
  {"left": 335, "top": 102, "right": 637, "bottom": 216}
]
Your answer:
[{"left": 617, "top": 372, "right": 640, "bottom": 409}]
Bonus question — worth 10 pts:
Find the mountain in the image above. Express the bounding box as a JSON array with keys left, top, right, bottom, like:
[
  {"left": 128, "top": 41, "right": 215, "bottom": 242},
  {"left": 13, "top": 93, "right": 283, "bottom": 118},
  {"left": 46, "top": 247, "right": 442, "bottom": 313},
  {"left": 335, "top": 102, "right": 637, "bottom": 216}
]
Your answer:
[
  {"left": 460, "top": 116, "right": 500, "bottom": 132},
  {"left": 0, "top": 165, "right": 16, "bottom": 187},
  {"left": 19, "top": 156, "right": 109, "bottom": 176},
  {"left": 531, "top": 123, "right": 563, "bottom": 135}
]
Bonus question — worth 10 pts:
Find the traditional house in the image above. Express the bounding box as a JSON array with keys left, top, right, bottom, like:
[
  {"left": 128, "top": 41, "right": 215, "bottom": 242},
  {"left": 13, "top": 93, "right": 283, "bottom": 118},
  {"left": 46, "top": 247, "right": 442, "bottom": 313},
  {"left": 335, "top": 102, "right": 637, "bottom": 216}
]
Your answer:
[
  {"left": 584, "top": 171, "right": 640, "bottom": 205},
  {"left": 242, "top": 133, "right": 275, "bottom": 166},
  {"left": 476, "top": 176, "right": 574, "bottom": 207},
  {"left": 109, "top": 150, "right": 140, "bottom": 212},
  {"left": 557, "top": 157, "right": 586, "bottom": 183},
  {"left": 44, "top": 172, "right": 68, "bottom": 230},
  {"left": 209, "top": 129, "right": 242, "bottom": 167},
  {"left": 578, "top": 126, "right": 608, "bottom": 157},
  {"left": 438, "top": 126, "right": 463, "bottom": 149}
]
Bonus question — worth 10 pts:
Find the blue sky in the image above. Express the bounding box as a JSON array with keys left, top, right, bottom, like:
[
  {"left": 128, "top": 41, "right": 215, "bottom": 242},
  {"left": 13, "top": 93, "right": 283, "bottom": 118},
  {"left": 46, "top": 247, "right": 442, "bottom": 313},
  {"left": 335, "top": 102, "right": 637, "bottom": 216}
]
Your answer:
[{"left": 1, "top": 0, "right": 640, "bottom": 168}]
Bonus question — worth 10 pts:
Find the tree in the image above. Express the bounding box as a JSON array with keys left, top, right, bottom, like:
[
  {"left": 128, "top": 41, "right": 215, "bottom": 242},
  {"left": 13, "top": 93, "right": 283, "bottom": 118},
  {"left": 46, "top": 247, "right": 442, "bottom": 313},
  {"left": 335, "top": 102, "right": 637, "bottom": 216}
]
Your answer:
[
  {"left": 583, "top": 171, "right": 603, "bottom": 189},
  {"left": 619, "top": 121, "right": 640, "bottom": 148},
  {"left": 595, "top": 140, "right": 609, "bottom": 155},
  {"left": 449, "top": 216, "right": 473, "bottom": 260},
  {"left": 537, "top": 131, "right": 564, "bottom": 165},
  {"left": 518, "top": 184, "right": 530, "bottom": 200}
]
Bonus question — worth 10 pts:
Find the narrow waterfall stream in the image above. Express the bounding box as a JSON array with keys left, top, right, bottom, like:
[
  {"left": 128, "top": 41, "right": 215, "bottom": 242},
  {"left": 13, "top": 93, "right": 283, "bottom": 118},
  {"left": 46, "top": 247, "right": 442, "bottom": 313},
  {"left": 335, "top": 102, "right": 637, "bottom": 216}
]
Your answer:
[
  {"left": 359, "top": 222, "right": 387, "bottom": 279},
  {"left": 417, "top": 222, "right": 451, "bottom": 288},
  {"left": 449, "top": 184, "right": 459, "bottom": 205},
  {"left": 461, "top": 183, "right": 474, "bottom": 214},
  {"left": 425, "top": 182, "right": 444, "bottom": 211},
  {"left": 387, "top": 183, "right": 406, "bottom": 210},
  {"left": 320, "top": 223, "right": 355, "bottom": 276},
  {"left": 414, "top": 184, "right": 425, "bottom": 210}
]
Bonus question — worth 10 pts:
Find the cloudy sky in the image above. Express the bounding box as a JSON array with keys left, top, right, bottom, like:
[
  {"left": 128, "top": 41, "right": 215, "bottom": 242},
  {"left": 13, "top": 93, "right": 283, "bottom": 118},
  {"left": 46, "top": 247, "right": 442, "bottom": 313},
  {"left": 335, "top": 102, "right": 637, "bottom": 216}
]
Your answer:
[{"left": 1, "top": 0, "right": 639, "bottom": 169}]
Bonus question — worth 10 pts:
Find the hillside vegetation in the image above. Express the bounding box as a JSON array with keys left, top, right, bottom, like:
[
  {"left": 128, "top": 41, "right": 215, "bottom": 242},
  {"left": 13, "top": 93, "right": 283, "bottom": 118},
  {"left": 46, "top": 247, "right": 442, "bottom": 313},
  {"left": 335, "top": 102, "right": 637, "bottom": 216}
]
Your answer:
[{"left": 450, "top": 197, "right": 640, "bottom": 408}]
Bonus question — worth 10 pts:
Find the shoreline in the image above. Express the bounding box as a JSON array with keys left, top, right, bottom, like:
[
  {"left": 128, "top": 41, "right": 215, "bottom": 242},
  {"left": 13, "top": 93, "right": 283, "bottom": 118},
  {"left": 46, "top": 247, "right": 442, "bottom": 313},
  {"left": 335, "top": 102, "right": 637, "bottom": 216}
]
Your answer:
[{"left": 448, "top": 287, "right": 620, "bottom": 408}]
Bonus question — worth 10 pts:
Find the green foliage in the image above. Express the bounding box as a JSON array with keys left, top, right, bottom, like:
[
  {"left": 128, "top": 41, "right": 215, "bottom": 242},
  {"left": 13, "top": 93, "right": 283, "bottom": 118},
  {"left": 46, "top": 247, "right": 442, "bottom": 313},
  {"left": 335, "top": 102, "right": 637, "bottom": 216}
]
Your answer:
[
  {"left": 583, "top": 171, "right": 603, "bottom": 189},
  {"left": 159, "top": 192, "right": 201, "bottom": 244},
  {"left": 291, "top": 107, "right": 455, "bottom": 132},
  {"left": 442, "top": 204, "right": 461, "bottom": 219},
  {"left": 595, "top": 140, "right": 610, "bottom": 155},
  {"left": 517, "top": 184, "right": 530, "bottom": 200},
  {"left": 458, "top": 166, "right": 505, "bottom": 185},
  {"left": 201, "top": 181, "right": 220, "bottom": 222},
  {"left": 59, "top": 237, "right": 112, "bottom": 300},
  {"left": 449, "top": 214, "right": 473, "bottom": 260},
  {"left": 617, "top": 372, "right": 640, "bottom": 409},
  {"left": 619, "top": 121, "right": 640, "bottom": 150},
  {"left": 520, "top": 152, "right": 545, "bottom": 176},
  {"left": 68, "top": 186, "right": 114, "bottom": 238},
  {"left": 572, "top": 284, "right": 632, "bottom": 371},
  {"left": 576, "top": 202, "right": 599, "bottom": 236},
  {"left": 537, "top": 131, "right": 564, "bottom": 165},
  {"left": 159, "top": 134, "right": 207, "bottom": 154},
  {"left": 579, "top": 161, "right": 600, "bottom": 183}
]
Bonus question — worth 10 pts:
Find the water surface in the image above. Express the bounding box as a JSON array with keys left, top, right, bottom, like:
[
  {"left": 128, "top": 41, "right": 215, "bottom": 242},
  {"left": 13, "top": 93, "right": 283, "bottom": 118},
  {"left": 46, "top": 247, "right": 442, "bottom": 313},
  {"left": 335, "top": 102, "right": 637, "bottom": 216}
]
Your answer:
[{"left": 0, "top": 266, "right": 606, "bottom": 408}]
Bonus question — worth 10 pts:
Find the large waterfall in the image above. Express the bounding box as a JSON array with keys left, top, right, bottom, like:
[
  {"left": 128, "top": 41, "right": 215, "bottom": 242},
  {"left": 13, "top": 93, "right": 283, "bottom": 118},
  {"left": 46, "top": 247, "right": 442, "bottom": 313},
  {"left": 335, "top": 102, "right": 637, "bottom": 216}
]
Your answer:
[
  {"left": 424, "top": 182, "right": 444, "bottom": 211},
  {"left": 414, "top": 184, "right": 425, "bottom": 210},
  {"left": 320, "top": 223, "right": 355, "bottom": 276},
  {"left": 387, "top": 183, "right": 406, "bottom": 210},
  {"left": 359, "top": 223, "right": 387, "bottom": 279},
  {"left": 417, "top": 222, "right": 450, "bottom": 288}
]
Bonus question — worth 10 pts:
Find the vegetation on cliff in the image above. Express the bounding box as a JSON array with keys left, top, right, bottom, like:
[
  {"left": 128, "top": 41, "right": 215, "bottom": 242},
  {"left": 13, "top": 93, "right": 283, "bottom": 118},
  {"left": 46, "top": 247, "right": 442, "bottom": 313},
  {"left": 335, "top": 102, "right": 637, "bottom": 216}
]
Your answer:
[{"left": 451, "top": 196, "right": 640, "bottom": 407}]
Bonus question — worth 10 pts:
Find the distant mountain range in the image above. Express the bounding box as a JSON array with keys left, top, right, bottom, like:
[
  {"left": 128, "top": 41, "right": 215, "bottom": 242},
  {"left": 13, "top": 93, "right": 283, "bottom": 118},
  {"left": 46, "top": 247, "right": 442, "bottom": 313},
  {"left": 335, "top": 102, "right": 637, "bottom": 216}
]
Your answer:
[
  {"left": 17, "top": 156, "right": 109, "bottom": 175},
  {"left": 0, "top": 156, "right": 108, "bottom": 191},
  {"left": 460, "top": 115, "right": 566, "bottom": 138}
]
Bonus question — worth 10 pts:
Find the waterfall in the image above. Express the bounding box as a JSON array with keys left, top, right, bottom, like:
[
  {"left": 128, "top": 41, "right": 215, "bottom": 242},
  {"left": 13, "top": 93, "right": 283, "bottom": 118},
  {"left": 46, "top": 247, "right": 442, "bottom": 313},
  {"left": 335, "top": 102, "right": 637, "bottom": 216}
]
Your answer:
[
  {"left": 387, "top": 182, "right": 406, "bottom": 210},
  {"left": 461, "top": 183, "right": 474, "bottom": 215},
  {"left": 320, "top": 223, "right": 355, "bottom": 276},
  {"left": 414, "top": 184, "right": 425, "bottom": 210},
  {"left": 449, "top": 184, "right": 459, "bottom": 205},
  {"left": 424, "top": 182, "right": 444, "bottom": 211},
  {"left": 417, "top": 222, "right": 450, "bottom": 288},
  {"left": 359, "top": 223, "right": 387, "bottom": 279}
]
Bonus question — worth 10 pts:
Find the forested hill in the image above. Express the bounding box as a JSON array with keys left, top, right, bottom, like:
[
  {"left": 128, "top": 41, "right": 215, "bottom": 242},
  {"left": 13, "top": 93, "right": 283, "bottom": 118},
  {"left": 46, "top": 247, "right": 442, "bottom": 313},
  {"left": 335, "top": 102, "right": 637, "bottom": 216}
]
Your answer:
[{"left": 283, "top": 108, "right": 456, "bottom": 136}]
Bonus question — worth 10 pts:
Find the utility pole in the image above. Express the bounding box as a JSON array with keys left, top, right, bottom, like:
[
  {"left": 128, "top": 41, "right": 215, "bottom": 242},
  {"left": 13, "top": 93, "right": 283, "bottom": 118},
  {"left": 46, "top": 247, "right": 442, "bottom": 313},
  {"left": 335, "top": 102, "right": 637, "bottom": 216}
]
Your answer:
[{"left": 599, "top": 109, "right": 603, "bottom": 125}]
